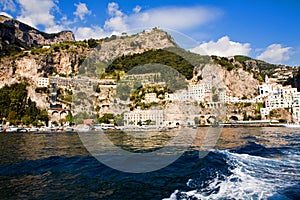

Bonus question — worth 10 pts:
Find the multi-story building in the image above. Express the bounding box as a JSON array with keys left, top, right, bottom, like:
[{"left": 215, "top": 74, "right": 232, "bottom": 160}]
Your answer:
[
  {"left": 144, "top": 93, "right": 159, "bottom": 103},
  {"left": 259, "top": 79, "right": 300, "bottom": 121},
  {"left": 37, "top": 77, "right": 50, "bottom": 87},
  {"left": 124, "top": 107, "right": 164, "bottom": 127},
  {"left": 188, "top": 84, "right": 206, "bottom": 101},
  {"left": 165, "top": 83, "right": 212, "bottom": 102}
]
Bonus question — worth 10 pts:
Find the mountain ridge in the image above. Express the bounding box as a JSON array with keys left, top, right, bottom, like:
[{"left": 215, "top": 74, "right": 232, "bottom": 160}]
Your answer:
[{"left": 0, "top": 15, "right": 75, "bottom": 56}]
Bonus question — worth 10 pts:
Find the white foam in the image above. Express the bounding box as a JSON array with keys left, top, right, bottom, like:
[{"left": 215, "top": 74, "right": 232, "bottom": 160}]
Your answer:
[{"left": 164, "top": 150, "right": 299, "bottom": 200}]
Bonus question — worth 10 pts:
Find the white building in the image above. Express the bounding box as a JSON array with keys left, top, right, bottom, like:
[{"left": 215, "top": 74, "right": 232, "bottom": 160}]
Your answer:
[
  {"left": 260, "top": 83, "right": 300, "bottom": 121},
  {"left": 124, "top": 107, "right": 164, "bottom": 127},
  {"left": 188, "top": 84, "right": 206, "bottom": 101},
  {"left": 165, "top": 83, "right": 212, "bottom": 102},
  {"left": 37, "top": 77, "right": 50, "bottom": 87},
  {"left": 144, "top": 93, "right": 159, "bottom": 103}
]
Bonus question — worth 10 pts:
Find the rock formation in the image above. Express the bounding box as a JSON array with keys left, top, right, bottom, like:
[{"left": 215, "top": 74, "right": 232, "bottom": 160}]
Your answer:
[{"left": 0, "top": 15, "right": 75, "bottom": 49}]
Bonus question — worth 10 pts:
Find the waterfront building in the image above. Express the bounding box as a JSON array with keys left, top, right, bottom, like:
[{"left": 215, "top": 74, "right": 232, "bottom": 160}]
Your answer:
[
  {"left": 124, "top": 107, "right": 164, "bottom": 127},
  {"left": 259, "top": 80, "right": 300, "bottom": 121}
]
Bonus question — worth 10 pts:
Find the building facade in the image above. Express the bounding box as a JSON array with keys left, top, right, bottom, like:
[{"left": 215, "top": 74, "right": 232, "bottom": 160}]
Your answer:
[
  {"left": 37, "top": 77, "right": 50, "bottom": 87},
  {"left": 124, "top": 108, "right": 164, "bottom": 127}
]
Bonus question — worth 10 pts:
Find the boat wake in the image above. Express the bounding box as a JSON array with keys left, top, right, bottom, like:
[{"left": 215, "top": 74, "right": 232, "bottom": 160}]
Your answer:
[{"left": 165, "top": 143, "right": 300, "bottom": 200}]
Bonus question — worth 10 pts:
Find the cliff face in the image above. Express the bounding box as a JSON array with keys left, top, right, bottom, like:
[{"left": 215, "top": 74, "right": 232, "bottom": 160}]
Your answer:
[
  {"left": 0, "top": 15, "right": 75, "bottom": 50},
  {"left": 0, "top": 52, "right": 81, "bottom": 86},
  {"left": 90, "top": 28, "right": 177, "bottom": 62},
  {"left": 0, "top": 27, "right": 177, "bottom": 86},
  {"left": 194, "top": 63, "right": 260, "bottom": 99}
]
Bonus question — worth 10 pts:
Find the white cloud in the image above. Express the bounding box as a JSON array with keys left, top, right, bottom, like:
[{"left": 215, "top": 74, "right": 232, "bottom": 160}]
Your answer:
[
  {"left": 257, "top": 44, "right": 292, "bottom": 64},
  {"left": 103, "top": 2, "right": 221, "bottom": 34},
  {"left": 74, "top": 2, "right": 222, "bottom": 41},
  {"left": 73, "top": 2, "right": 91, "bottom": 20},
  {"left": 0, "top": 0, "right": 16, "bottom": 12},
  {"left": 0, "top": 11, "right": 13, "bottom": 18},
  {"left": 6, "top": 1, "right": 223, "bottom": 43},
  {"left": 190, "top": 36, "right": 251, "bottom": 57},
  {"left": 45, "top": 25, "right": 65, "bottom": 33},
  {"left": 133, "top": 5, "right": 141, "bottom": 13},
  {"left": 104, "top": 2, "right": 128, "bottom": 32},
  {"left": 73, "top": 26, "right": 108, "bottom": 40},
  {"left": 104, "top": 15, "right": 128, "bottom": 33},
  {"left": 107, "top": 2, "right": 123, "bottom": 17},
  {"left": 127, "top": 6, "right": 222, "bottom": 31},
  {"left": 16, "top": 0, "right": 58, "bottom": 28}
]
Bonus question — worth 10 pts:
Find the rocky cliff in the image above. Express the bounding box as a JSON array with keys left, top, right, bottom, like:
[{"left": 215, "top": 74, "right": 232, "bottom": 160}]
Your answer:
[
  {"left": 0, "top": 25, "right": 177, "bottom": 85},
  {"left": 194, "top": 63, "right": 260, "bottom": 99},
  {"left": 86, "top": 27, "right": 177, "bottom": 63},
  {"left": 0, "top": 15, "right": 75, "bottom": 54}
]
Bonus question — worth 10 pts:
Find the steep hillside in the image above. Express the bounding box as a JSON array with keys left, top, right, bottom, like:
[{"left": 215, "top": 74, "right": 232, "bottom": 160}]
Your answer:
[
  {"left": 211, "top": 55, "right": 299, "bottom": 85},
  {"left": 85, "top": 27, "right": 177, "bottom": 62},
  {"left": 0, "top": 24, "right": 178, "bottom": 85},
  {"left": 106, "top": 48, "right": 204, "bottom": 80},
  {"left": 0, "top": 15, "right": 75, "bottom": 56}
]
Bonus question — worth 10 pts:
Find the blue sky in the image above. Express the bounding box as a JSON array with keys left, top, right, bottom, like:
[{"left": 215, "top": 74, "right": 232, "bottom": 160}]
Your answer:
[{"left": 1, "top": 0, "right": 300, "bottom": 66}]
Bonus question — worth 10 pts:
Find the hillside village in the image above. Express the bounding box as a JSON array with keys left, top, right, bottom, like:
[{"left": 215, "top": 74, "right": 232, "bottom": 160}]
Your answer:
[
  {"left": 34, "top": 70, "right": 300, "bottom": 130},
  {"left": 1, "top": 15, "right": 300, "bottom": 130}
]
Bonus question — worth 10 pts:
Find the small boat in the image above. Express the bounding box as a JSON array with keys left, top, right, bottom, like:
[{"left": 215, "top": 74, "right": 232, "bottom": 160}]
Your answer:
[
  {"left": 282, "top": 123, "right": 300, "bottom": 128},
  {"left": 74, "top": 125, "right": 91, "bottom": 132},
  {"left": 64, "top": 126, "right": 74, "bottom": 132},
  {"left": 29, "top": 127, "right": 39, "bottom": 132},
  {"left": 93, "top": 124, "right": 102, "bottom": 131},
  {"left": 17, "top": 128, "right": 28, "bottom": 133},
  {"left": 40, "top": 126, "right": 57, "bottom": 132},
  {"left": 5, "top": 126, "right": 19, "bottom": 132}
]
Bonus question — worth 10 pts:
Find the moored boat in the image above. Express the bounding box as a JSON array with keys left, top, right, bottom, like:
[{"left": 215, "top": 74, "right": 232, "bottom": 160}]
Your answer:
[
  {"left": 29, "top": 127, "right": 39, "bottom": 132},
  {"left": 64, "top": 126, "right": 74, "bottom": 132},
  {"left": 74, "top": 125, "right": 91, "bottom": 132},
  {"left": 5, "top": 126, "right": 19, "bottom": 132},
  {"left": 282, "top": 123, "right": 300, "bottom": 128}
]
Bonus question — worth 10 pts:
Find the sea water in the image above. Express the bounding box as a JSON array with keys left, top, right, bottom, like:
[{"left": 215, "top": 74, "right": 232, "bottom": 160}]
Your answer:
[{"left": 0, "top": 127, "right": 299, "bottom": 199}]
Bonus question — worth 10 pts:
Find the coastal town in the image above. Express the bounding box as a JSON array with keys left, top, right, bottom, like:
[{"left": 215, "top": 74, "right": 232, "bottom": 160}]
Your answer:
[
  {"left": 1, "top": 16, "right": 300, "bottom": 132},
  {"left": 3, "top": 69, "right": 299, "bottom": 133}
]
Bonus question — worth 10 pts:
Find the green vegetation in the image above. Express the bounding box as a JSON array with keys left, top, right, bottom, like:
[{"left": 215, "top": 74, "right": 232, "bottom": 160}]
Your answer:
[
  {"left": 74, "top": 111, "right": 89, "bottom": 124},
  {"left": 98, "top": 113, "right": 115, "bottom": 124},
  {"left": 57, "top": 88, "right": 72, "bottom": 104},
  {"left": 284, "top": 67, "right": 300, "bottom": 91},
  {"left": 0, "top": 39, "right": 23, "bottom": 57},
  {"left": 87, "top": 38, "right": 98, "bottom": 48},
  {"left": 243, "top": 111, "right": 249, "bottom": 121},
  {"left": 212, "top": 56, "right": 237, "bottom": 71},
  {"left": 65, "top": 112, "right": 74, "bottom": 124},
  {"left": 0, "top": 82, "right": 49, "bottom": 126},
  {"left": 1, "top": 38, "right": 89, "bottom": 59},
  {"left": 35, "top": 87, "right": 49, "bottom": 94},
  {"left": 128, "top": 85, "right": 169, "bottom": 110},
  {"left": 106, "top": 48, "right": 199, "bottom": 80},
  {"left": 233, "top": 55, "right": 252, "bottom": 63},
  {"left": 255, "top": 102, "right": 264, "bottom": 113},
  {"left": 165, "top": 47, "right": 211, "bottom": 66},
  {"left": 211, "top": 55, "right": 287, "bottom": 83},
  {"left": 78, "top": 60, "right": 107, "bottom": 78}
]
